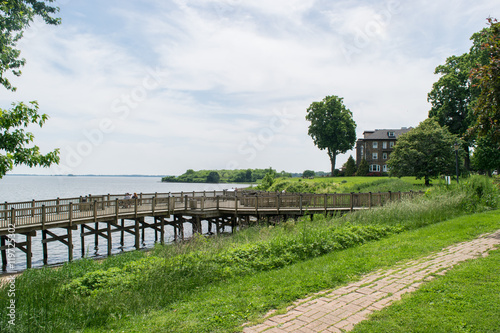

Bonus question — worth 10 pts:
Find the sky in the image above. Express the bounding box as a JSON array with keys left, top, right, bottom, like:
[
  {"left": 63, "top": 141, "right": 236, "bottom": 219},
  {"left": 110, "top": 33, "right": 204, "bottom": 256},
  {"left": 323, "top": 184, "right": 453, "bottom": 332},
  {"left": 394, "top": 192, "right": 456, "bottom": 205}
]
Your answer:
[{"left": 1, "top": 0, "right": 498, "bottom": 176}]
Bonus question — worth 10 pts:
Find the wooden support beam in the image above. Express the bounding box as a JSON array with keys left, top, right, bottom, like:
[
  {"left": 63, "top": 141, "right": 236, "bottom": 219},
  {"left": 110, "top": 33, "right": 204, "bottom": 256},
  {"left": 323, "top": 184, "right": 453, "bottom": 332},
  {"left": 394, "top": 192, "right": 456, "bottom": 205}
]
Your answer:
[
  {"left": 26, "top": 234, "right": 32, "bottom": 268},
  {"left": 134, "top": 219, "right": 140, "bottom": 250},
  {"left": 68, "top": 226, "right": 73, "bottom": 262},
  {"left": 94, "top": 222, "right": 99, "bottom": 252},
  {"left": 81, "top": 224, "right": 85, "bottom": 258},
  {"left": 120, "top": 219, "right": 125, "bottom": 248},
  {"left": 1, "top": 236, "right": 6, "bottom": 271},
  {"left": 107, "top": 222, "right": 112, "bottom": 256}
]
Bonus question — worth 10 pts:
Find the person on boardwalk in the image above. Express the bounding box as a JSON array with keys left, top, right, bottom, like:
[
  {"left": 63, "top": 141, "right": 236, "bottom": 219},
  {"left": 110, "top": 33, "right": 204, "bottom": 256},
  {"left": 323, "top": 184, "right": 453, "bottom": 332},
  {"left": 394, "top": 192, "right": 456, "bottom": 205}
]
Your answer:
[{"left": 123, "top": 192, "right": 132, "bottom": 208}]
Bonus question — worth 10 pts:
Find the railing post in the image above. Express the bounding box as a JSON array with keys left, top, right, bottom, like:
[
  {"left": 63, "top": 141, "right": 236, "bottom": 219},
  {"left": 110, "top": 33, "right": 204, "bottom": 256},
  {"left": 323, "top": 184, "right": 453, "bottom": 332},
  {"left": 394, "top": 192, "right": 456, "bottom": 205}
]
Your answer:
[
  {"left": 255, "top": 195, "right": 259, "bottom": 215},
  {"left": 152, "top": 197, "right": 156, "bottom": 216},
  {"left": 368, "top": 192, "right": 372, "bottom": 209},
  {"left": 11, "top": 207, "right": 15, "bottom": 228},
  {"left": 299, "top": 194, "right": 303, "bottom": 215},
  {"left": 115, "top": 198, "right": 119, "bottom": 217},
  {"left": 134, "top": 198, "right": 138, "bottom": 217},
  {"left": 56, "top": 197, "right": 60, "bottom": 214},
  {"left": 277, "top": 193, "right": 280, "bottom": 214},
  {"left": 350, "top": 192, "right": 354, "bottom": 212},
  {"left": 167, "top": 194, "right": 171, "bottom": 214},
  {"left": 388, "top": 191, "right": 392, "bottom": 203},
  {"left": 324, "top": 193, "right": 327, "bottom": 215},
  {"left": 31, "top": 200, "right": 35, "bottom": 217},
  {"left": 93, "top": 200, "right": 98, "bottom": 222},
  {"left": 184, "top": 195, "right": 188, "bottom": 210},
  {"left": 235, "top": 194, "right": 239, "bottom": 215},
  {"left": 216, "top": 195, "right": 220, "bottom": 210},
  {"left": 201, "top": 196, "right": 205, "bottom": 211},
  {"left": 41, "top": 205, "right": 46, "bottom": 230}
]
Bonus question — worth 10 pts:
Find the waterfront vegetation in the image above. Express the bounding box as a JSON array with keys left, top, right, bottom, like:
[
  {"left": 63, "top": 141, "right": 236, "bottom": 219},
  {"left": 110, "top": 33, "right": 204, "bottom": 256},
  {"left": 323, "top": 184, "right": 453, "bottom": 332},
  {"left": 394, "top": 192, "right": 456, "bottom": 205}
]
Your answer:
[
  {"left": 0, "top": 176, "right": 499, "bottom": 332},
  {"left": 161, "top": 168, "right": 291, "bottom": 183}
]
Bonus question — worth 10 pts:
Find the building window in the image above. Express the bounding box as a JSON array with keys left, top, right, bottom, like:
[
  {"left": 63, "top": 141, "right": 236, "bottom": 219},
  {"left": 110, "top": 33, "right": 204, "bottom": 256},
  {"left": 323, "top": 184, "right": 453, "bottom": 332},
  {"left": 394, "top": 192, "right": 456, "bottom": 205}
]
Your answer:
[
  {"left": 370, "top": 164, "right": 380, "bottom": 172},
  {"left": 372, "top": 153, "right": 378, "bottom": 160},
  {"left": 373, "top": 142, "right": 378, "bottom": 148},
  {"left": 388, "top": 131, "right": 395, "bottom": 138},
  {"left": 389, "top": 141, "right": 394, "bottom": 148},
  {"left": 383, "top": 165, "right": 388, "bottom": 172},
  {"left": 383, "top": 142, "right": 387, "bottom": 149},
  {"left": 383, "top": 152, "right": 388, "bottom": 159}
]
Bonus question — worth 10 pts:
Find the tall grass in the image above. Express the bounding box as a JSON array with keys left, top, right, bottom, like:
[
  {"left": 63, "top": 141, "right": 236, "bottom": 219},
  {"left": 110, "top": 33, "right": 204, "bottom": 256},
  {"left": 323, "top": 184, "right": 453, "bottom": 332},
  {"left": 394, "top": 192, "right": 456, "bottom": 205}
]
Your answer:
[{"left": 0, "top": 177, "right": 498, "bottom": 332}]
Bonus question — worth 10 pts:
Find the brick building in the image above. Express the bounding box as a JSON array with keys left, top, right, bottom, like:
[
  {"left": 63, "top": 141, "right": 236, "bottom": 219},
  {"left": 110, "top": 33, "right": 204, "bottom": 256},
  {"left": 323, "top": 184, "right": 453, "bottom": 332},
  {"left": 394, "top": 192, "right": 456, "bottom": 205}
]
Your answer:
[{"left": 355, "top": 127, "right": 412, "bottom": 174}]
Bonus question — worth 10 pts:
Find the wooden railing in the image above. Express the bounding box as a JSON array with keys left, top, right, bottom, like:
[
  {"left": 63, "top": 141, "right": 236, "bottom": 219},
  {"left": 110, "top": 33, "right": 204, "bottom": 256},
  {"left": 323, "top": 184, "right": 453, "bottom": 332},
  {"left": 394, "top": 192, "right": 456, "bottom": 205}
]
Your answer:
[{"left": 0, "top": 190, "right": 423, "bottom": 231}]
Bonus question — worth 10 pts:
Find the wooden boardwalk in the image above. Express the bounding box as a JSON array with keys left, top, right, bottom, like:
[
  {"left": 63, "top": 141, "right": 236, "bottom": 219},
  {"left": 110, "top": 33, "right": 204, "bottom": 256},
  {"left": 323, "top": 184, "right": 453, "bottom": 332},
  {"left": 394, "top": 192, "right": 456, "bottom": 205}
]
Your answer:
[{"left": 0, "top": 190, "right": 421, "bottom": 270}]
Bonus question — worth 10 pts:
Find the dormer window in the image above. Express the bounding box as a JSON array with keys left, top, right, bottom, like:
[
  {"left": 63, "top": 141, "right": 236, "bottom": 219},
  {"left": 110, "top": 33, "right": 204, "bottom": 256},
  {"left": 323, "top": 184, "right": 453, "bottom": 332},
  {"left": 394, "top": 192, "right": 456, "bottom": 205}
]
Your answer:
[{"left": 388, "top": 131, "right": 395, "bottom": 138}]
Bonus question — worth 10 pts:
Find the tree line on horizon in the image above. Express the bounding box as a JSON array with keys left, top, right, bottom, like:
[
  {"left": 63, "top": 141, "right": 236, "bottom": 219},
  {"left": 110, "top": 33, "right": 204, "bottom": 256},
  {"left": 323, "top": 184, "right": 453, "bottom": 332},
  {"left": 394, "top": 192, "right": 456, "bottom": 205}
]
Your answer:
[{"left": 162, "top": 168, "right": 292, "bottom": 184}]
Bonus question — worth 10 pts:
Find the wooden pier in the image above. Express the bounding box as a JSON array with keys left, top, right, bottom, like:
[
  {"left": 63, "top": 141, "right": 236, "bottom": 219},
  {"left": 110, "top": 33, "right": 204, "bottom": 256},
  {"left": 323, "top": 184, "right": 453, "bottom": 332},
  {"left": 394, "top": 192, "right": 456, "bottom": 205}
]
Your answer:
[{"left": 0, "top": 190, "right": 421, "bottom": 270}]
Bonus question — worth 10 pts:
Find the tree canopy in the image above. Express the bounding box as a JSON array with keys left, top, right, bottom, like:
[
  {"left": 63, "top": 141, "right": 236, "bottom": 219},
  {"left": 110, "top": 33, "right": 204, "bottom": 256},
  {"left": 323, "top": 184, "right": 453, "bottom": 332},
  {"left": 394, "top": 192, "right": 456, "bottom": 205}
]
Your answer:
[
  {"left": 387, "top": 118, "right": 460, "bottom": 186},
  {"left": 343, "top": 155, "right": 356, "bottom": 176},
  {"left": 427, "top": 27, "right": 491, "bottom": 170},
  {"left": 1, "top": 0, "right": 60, "bottom": 91},
  {"left": 469, "top": 18, "right": 500, "bottom": 146},
  {"left": 0, "top": 1, "right": 61, "bottom": 178},
  {"left": 471, "top": 135, "right": 500, "bottom": 175},
  {"left": 356, "top": 158, "right": 369, "bottom": 176},
  {"left": 0, "top": 102, "right": 60, "bottom": 176},
  {"left": 305, "top": 95, "right": 356, "bottom": 177}
]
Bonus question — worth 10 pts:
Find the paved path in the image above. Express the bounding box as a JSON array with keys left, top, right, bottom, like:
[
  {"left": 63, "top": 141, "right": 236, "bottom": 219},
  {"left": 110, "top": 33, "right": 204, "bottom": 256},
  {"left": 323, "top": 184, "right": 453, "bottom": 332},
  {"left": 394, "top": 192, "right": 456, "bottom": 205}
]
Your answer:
[{"left": 243, "top": 230, "right": 500, "bottom": 333}]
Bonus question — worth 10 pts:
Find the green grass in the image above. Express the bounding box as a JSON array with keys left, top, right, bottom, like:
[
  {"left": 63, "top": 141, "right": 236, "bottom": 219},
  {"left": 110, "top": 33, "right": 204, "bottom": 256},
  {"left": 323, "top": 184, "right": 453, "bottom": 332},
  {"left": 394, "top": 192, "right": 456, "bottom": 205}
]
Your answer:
[
  {"left": 352, "top": 249, "right": 500, "bottom": 333},
  {"left": 259, "top": 176, "right": 433, "bottom": 193}
]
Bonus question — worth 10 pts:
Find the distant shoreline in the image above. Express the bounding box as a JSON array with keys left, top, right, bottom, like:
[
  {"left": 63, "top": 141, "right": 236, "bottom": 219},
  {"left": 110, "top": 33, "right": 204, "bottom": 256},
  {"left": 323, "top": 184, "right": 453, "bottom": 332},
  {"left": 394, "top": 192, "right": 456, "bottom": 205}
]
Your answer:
[{"left": 5, "top": 174, "right": 166, "bottom": 178}]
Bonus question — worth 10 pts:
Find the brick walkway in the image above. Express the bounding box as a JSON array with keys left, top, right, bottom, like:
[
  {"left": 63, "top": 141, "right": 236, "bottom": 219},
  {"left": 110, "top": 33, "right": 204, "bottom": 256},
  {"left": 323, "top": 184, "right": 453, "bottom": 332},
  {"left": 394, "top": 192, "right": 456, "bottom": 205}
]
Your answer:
[{"left": 243, "top": 230, "right": 500, "bottom": 333}]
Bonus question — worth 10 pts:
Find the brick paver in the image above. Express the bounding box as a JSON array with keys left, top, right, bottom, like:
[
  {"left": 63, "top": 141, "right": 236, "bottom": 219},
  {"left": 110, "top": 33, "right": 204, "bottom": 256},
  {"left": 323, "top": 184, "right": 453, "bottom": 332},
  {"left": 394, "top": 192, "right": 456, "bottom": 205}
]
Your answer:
[{"left": 243, "top": 230, "right": 500, "bottom": 333}]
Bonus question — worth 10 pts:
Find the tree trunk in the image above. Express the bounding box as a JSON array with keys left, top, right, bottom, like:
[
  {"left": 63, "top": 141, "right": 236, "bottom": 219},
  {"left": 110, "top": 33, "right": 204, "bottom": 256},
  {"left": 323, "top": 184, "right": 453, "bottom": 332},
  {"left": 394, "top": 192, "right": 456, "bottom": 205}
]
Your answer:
[
  {"left": 328, "top": 150, "right": 336, "bottom": 177},
  {"left": 424, "top": 175, "right": 430, "bottom": 186},
  {"left": 464, "top": 146, "right": 471, "bottom": 172}
]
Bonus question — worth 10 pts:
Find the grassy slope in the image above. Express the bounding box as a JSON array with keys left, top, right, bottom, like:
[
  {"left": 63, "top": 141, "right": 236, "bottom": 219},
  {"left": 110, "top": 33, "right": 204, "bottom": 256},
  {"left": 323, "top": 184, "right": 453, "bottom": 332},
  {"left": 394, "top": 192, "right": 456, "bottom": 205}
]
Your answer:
[
  {"left": 95, "top": 210, "right": 500, "bottom": 332},
  {"left": 352, "top": 250, "right": 500, "bottom": 333}
]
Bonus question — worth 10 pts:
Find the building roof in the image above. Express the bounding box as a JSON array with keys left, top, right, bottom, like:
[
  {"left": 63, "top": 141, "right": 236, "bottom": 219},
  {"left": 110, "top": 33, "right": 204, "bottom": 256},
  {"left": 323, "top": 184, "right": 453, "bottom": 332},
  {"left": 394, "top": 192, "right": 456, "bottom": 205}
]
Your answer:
[{"left": 361, "top": 127, "right": 412, "bottom": 140}]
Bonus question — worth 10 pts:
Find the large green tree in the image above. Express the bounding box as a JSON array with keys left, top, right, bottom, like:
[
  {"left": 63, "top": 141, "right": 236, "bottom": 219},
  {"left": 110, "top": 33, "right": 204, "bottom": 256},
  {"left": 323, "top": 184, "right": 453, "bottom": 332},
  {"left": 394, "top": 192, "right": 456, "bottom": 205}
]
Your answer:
[
  {"left": 427, "top": 25, "right": 491, "bottom": 170},
  {"left": 469, "top": 18, "right": 500, "bottom": 146},
  {"left": 305, "top": 95, "right": 356, "bottom": 176},
  {"left": 0, "top": 0, "right": 60, "bottom": 177},
  {"left": 388, "top": 118, "right": 459, "bottom": 186}
]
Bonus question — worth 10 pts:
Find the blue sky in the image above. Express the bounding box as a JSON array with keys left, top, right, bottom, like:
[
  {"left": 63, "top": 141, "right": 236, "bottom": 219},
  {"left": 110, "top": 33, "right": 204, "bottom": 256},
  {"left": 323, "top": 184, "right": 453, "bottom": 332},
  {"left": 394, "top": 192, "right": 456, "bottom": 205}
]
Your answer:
[{"left": 2, "top": 0, "right": 498, "bottom": 175}]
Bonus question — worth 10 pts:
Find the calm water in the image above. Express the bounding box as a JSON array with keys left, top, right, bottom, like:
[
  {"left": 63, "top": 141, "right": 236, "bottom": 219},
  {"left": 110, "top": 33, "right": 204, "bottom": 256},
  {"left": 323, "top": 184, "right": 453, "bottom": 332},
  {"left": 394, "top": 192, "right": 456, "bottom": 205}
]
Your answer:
[{"left": 0, "top": 175, "right": 245, "bottom": 273}]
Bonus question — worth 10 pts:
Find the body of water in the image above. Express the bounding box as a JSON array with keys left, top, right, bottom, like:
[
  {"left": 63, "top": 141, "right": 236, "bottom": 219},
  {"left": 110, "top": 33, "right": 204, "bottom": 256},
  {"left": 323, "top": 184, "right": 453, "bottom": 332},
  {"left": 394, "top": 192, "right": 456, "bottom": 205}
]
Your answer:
[{"left": 0, "top": 175, "right": 247, "bottom": 274}]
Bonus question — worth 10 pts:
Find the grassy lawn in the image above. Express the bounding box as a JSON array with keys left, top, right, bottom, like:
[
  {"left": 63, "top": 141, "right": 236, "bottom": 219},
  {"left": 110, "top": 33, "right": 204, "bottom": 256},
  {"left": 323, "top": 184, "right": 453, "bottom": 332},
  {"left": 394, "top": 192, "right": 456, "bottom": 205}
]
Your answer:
[
  {"left": 254, "top": 176, "right": 446, "bottom": 193},
  {"left": 88, "top": 210, "right": 500, "bottom": 332},
  {"left": 352, "top": 249, "right": 500, "bottom": 333}
]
